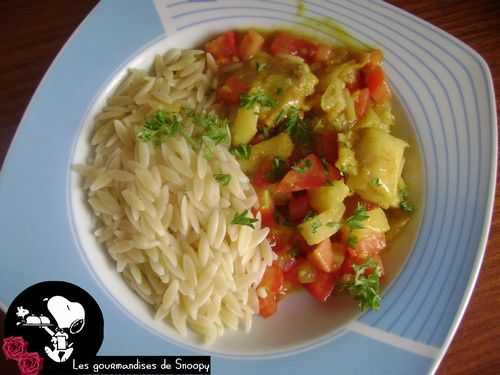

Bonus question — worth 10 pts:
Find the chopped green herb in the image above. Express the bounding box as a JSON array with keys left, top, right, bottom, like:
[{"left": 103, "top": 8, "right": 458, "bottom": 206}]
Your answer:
[
  {"left": 240, "top": 91, "right": 276, "bottom": 109},
  {"left": 399, "top": 187, "right": 415, "bottom": 213},
  {"left": 346, "top": 203, "right": 369, "bottom": 230},
  {"left": 345, "top": 203, "right": 369, "bottom": 248},
  {"left": 347, "top": 235, "right": 358, "bottom": 248},
  {"left": 214, "top": 174, "right": 231, "bottom": 186},
  {"left": 267, "top": 157, "right": 287, "bottom": 182},
  {"left": 280, "top": 106, "right": 313, "bottom": 148},
  {"left": 371, "top": 177, "right": 383, "bottom": 187},
  {"left": 231, "top": 209, "right": 258, "bottom": 229},
  {"left": 255, "top": 62, "right": 266, "bottom": 72},
  {"left": 292, "top": 159, "right": 312, "bottom": 174},
  {"left": 275, "top": 87, "right": 284, "bottom": 96},
  {"left": 303, "top": 210, "right": 316, "bottom": 222},
  {"left": 137, "top": 110, "right": 182, "bottom": 145},
  {"left": 185, "top": 109, "right": 231, "bottom": 146},
  {"left": 230, "top": 144, "right": 251, "bottom": 160},
  {"left": 340, "top": 258, "right": 382, "bottom": 311},
  {"left": 311, "top": 218, "right": 322, "bottom": 234}
]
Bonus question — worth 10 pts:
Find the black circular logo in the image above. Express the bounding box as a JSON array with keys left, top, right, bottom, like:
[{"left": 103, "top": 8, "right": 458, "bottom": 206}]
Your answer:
[{"left": 4, "top": 281, "right": 103, "bottom": 372}]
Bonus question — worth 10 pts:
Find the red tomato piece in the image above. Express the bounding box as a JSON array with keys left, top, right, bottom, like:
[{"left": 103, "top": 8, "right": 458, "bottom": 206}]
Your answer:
[
  {"left": 305, "top": 270, "right": 336, "bottom": 302},
  {"left": 277, "top": 250, "right": 299, "bottom": 273},
  {"left": 288, "top": 192, "right": 311, "bottom": 222},
  {"left": 275, "top": 154, "right": 327, "bottom": 193},
  {"left": 325, "top": 161, "right": 341, "bottom": 182},
  {"left": 204, "top": 31, "right": 238, "bottom": 65},
  {"left": 239, "top": 30, "right": 265, "bottom": 61},
  {"left": 259, "top": 293, "right": 277, "bottom": 317},
  {"left": 347, "top": 231, "right": 387, "bottom": 258},
  {"left": 252, "top": 159, "right": 274, "bottom": 189},
  {"left": 340, "top": 252, "right": 384, "bottom": 277},
  {"left": 363, "top": 65, "right": 391, "bottom": 103},
  {"left": 346, "top": 70, "right": 364, "bottom": 92},
  {"left": 343, "top": 195, "right": 378, "bottom": 217},
  {"left": 371, "top": 80, "right": 392, "bottom": 103},
  {"left": 313, "top": 131, "right": 338, "bottom": 166},
  {"left": 284, "top": 258, "right": 308, "bottom": 286},
  {"left": 255, "top": 188, "right": 274, "bottom": 228},
  {"left": 259, "top": 263, "right": 284, "bottom": 294},
  {"left": 269, "top": 33, "right": 317, "bottom": 62},
  {"left": 314, "top": 44, "right": 332, "bottom": 63},
  {"left": 216, "top": 75, "right": 249, "bottom": 104},
  {"left": 354, "top": 88, "right": 371, "bottom": 118},
  {"left": 268, "top": 226, "right": 295, "bottom": 255},
  {"left": 308, "top": 240, "right": 346, "bottom": 273}
]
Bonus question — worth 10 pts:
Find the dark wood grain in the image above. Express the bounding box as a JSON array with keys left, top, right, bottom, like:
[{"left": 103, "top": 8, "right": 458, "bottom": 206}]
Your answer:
[{"left": 0, "top": 1, "right": 498, "bottom": 374}]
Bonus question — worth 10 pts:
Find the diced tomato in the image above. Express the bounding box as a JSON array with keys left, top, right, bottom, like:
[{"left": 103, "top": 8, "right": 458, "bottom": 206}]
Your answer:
[
  {"left": 313, "top": 131, "right": 338, "bottom": 166},
  {"left": 288, "top": 192, "right": 311, "bottom": 222},
  {"left": 354, "top": 88, "right": 370, "bottom": 118},
  {"left": 256, "top": 188, "right": 274, "bottom": 228},
  {"left": 364, "top": 65, "right": 385, "bottom": 92},
  {"left": 239, "top": 30, "right": 265, "bottom": 61},
  {"left": 305, "top": 270, "right": 336, "bottom": 302},
  {"left": 277, "top": 249, "right": 299, "bottom": 273},
  {"left": 268, "top": 225, "right": 294, "bottom": 255},
  {"left": 216, "top": 75, "right": 249, "bottom": 104},
  {"left": 314, "top": 44, "right": 332, "bottom": 62},
  {"left": 250, "top": 133, "right": 266, "bottom": 145},
  {"left": 284, "top": 258, "right": 308, "bottom": 286},
  {"left": 324, "top": 161, "right": 341, "bottom": 182},
  {"left": 340, "top": 252, "right": 384, "bottom": 277},
  {"left": 269, "top": 33, "right": 318, "bottom": 62},
  {"left": 276, "top": 154, "right": 328, "bottom": 193},
  {"left": 348, "top": 231, "right": 387, "bottom": 258},
  {"left": 204, "top": 31, "right": 238, "bottom": 65},
  {"left": 259, "top": 263, "right": 284, "bottom": 294},
  {"left": 308, "top": 240, "right": 346, "bottom": 273},
  {"left": 371, "top": 80, "right": 392, "bottom": 103},
  {"left": 346, "top": 70, "right": 364, "bottom": 92},
  {"left": 294, "top": 232, "right": 315, "bottom": 254},
  {"left": 259, "top": 293, "right": 277, "bottom": 317},
  {"left": 258, "top": 263, "right": 284, "bottom": 318},
  {"left": 363, "top": 65, "right": 391, "bottom": 103}
]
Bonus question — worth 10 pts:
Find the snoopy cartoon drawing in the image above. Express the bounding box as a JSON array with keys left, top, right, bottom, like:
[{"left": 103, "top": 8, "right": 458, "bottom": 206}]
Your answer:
[{"left": 16, "top": 296, "right": 85, "bottom": 363}]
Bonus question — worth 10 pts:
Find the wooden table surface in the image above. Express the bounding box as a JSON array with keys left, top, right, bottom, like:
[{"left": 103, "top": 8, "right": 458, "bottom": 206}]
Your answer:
[{"left": 1, "top": 1, "right": 498, "bottom": 374}]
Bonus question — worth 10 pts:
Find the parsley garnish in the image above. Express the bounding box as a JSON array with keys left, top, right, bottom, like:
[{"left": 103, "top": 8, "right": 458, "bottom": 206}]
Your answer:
[
  {"left": 346, "top": 204, "right": 369, "bottom": 230},
  {"left": 399, "top": 187, "right": 415, "bottom": 213},
  {"left": 303, "top": 210, "right": 316, "bottom": 222},
  {"left": 345, "top": 203, "right": 369, "bottom": 247},
  {"left": 267, "top": 157, "right": 287, "bottom": 182},
  {"left": 230, "top": 144, "right": 251, "bottom": 160},
  {"left": 311, "top": 218, "right": 322, "bottom": 234},
  {"left": 214, "top": 174, "right": 231, "bottom": 186},
  {"left": 240, "top": 91, "right": 276, "bottom": 109},
  {"left": 292, "top": 159, "right": 312, "bottom": 174},
  {"left": 255, "top": 62, "right": 266, "bottom": 72},
  {"left": 231, "top": 210, "right": 258, "bottom": 229},
  {"left": 371, "top": 177, "right": 382, "bottom": 187},
  {"left": 341, "top": 258, "right": 382, "bottom": 311},
  {"left": 138, "top": 109, "right": 231, "bottom": 161},
  {"left": 137, "top": 111, "right": 182, "bottom": 145},
  {"left": 279, "top": 106, "right": 313, "bottom": 148}
]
